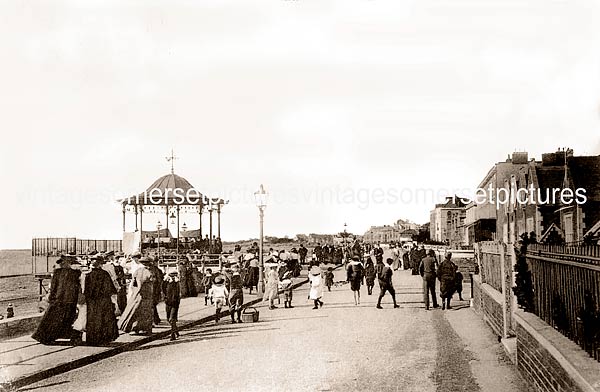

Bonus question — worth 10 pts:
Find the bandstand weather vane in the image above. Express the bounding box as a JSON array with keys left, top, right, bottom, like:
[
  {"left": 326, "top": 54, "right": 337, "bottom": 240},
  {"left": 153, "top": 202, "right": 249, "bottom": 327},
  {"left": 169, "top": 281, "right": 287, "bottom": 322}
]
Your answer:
[{"left": 166, "top": 148, "right": 178, "bottom": 174}]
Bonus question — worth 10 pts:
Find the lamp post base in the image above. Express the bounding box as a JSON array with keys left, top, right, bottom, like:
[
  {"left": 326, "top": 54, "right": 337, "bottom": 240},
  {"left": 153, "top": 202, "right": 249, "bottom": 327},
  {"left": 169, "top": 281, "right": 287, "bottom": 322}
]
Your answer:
[{"left": 257, "top": 281, "right": 265, "bottom": 296}]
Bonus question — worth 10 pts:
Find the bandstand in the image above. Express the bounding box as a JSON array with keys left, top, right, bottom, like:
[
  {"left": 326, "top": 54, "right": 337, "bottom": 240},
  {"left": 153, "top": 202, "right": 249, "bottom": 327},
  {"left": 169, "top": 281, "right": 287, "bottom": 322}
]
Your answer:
[{"left": 120, "top": 161, "right": 227, "bottom": 267}]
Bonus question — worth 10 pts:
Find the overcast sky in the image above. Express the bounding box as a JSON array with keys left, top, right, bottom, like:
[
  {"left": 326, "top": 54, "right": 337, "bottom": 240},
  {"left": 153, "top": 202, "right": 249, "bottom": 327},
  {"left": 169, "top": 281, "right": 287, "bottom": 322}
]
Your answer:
[{"left": 1, "top": 0, "right": 600, "bottom": 249}]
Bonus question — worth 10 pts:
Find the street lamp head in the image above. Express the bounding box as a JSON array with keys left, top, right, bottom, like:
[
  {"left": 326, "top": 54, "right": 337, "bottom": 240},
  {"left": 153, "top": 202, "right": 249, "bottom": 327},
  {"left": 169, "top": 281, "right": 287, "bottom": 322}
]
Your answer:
[
  {"left": 254, "top": 184, "right": 268, "bottom": 209},
  {"left": 182, "top": 222, "right": 188, "bottom": 231},
  {"left": 157, "top": 221, "right": 162, "bottom": 230}
]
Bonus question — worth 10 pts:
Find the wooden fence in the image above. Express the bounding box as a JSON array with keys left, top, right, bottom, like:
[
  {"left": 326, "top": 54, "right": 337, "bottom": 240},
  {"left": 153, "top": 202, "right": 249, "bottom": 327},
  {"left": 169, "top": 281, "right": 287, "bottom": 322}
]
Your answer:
[{"left": 527, "top": 243, "right": 600, "bottom": 362}]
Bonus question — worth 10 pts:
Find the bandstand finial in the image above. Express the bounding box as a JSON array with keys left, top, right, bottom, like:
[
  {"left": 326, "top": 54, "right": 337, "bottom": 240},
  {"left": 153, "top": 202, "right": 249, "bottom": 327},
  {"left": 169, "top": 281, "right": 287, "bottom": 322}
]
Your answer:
[{"left": 166, "top": 149, "right": 178, "bottom": 174}]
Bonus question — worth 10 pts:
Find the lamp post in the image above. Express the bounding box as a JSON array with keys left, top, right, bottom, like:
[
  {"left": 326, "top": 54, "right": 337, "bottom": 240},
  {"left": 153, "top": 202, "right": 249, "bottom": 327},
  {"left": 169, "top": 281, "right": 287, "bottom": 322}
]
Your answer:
[
  {"left": 254, "top": 184, "right": 268, "bottom": 295},
  {"left": 177, "top": 221, "right": 187, "bottom": 264},
  {"left": 157, "top": 221, "right": 162, "bottom": 264},
  {"left": 343, "top": 222, "right": 348, "bottom": 261}
]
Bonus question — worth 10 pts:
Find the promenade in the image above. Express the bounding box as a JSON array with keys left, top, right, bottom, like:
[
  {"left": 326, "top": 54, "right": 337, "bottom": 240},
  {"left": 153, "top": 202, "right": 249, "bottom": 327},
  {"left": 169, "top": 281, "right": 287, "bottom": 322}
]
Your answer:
[
  {"left": 0, "top": 267, "right": 315, "bottom": 391},
  {"left": 4, "top": 266, "right": 528, "bottom": 392}
]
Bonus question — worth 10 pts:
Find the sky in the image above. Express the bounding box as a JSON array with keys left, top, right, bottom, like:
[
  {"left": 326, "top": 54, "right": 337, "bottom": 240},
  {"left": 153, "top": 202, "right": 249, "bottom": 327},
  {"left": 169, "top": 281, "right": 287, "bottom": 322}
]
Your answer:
[{"left": 1, "top": 0, "right": 600, "bottom": 249}]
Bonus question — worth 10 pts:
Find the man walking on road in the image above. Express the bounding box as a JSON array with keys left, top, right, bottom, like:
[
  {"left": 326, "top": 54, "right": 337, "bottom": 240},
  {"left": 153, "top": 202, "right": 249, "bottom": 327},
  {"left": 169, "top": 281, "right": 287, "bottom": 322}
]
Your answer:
[
  {"left": 419, "top": 250, "right": 439, "bottom": 310},
  {"left": 376, "top": 258, "right": 399, "bottom": 309}
]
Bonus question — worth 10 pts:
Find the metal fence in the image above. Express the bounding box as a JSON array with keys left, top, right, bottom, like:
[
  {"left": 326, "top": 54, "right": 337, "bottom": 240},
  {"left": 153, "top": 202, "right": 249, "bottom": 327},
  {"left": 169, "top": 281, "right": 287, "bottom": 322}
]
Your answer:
[
  {"left": 32, "top": 238, "right": 122, "bottom": 256},
  {"left": 527, "top": 243, "right": 600, "bottom": 362},
  {"left": 32, "top": 238, "right": 122, "bottom": 274},
  {"left": 474, "top": 242, "right": 503, "bottom": 292}
]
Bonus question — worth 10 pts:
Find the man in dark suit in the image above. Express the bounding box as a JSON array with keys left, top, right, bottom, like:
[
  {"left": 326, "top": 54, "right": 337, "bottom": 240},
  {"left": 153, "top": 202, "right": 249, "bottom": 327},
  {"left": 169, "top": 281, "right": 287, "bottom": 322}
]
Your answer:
[{"left": 419, "top": 249, "right": 439, "bottom": 310}]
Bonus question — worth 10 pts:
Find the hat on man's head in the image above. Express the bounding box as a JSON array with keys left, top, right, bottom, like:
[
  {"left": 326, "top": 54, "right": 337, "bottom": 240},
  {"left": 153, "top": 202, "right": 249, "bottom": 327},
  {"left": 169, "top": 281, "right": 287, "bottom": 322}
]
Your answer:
[
  {"left": 56, "top": 254, "right": 73, "bottom": 264},
  {"left": 213, "top": 275, "right": 225, "bottom": 285},
  {"left": 131, "top": 251, "right": 142, "bottom": 259},
  {"left": 92, "top": 254, "right": 105, "bottom": 263},
  {"left": 139, "top": 256, "right": 153, "bottom": 265},
  {"left": 105, "top": 250, "right": 115, "bottom": 257},
  {"left": 352, "top": 255, "right": 359, "bottom": 261}
]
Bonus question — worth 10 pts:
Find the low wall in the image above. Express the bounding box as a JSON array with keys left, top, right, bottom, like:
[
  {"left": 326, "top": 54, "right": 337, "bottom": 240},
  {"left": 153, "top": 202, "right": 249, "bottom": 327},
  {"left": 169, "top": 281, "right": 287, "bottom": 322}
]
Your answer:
[
  {"left": 472, "top": 274, "right": 504, "bottom": 338},
  {"left": 472, "top": 274, "right": 483, "bottom": 313},
  {"left": 515, "top": 310, "right": 600, "bottom": 392},
  {"left": 0, "top": 314, "right": 43, "bottom": 341}
]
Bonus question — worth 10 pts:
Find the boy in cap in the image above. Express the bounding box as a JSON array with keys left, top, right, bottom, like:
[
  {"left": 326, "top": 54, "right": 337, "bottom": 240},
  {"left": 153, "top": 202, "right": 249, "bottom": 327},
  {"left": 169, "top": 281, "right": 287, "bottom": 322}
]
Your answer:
[
  {"left": 201, "top": 268, "right": 214, "bottom": 306},
  {"left": 162, "top": 271, "right": 181, "bottom": 341},
  {"left": 209, "top": 275, "right": 228, "bottom": 323},
  {"left": 324, "top": 267, "right": 334, "bottom": 292},
  {"left": 228, "top": 265, "right": 244, "bottom": 323}
]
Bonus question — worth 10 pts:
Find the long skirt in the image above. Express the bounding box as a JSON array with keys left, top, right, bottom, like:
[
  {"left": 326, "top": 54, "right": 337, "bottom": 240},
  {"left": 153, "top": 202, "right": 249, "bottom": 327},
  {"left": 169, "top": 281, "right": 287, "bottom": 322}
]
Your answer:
[
  {"left": 349, "top": 278, "right": 362, "bottom": 292},
  {"left": 440, "top": 277, "right": 456, "bottom": 299},
  {"left": 32, "top": 302, "right": 77, "bottom": 344},
  {"left": 246, "top": 267, "right": 259, "bottom": 288},
  {"left": 263, "top": 282, "right": 278, "bottom": 303},
  {"left": 118, "top": 293, "right": 153, "bottom": 333},
  {"left": 86, "top": 297, "right": 119, "bottom": 345}
]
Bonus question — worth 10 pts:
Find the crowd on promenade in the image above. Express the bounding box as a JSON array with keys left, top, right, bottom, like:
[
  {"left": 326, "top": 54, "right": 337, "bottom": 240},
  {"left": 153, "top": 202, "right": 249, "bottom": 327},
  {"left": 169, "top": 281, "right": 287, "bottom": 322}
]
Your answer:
[{"left": 31, "top": 240, "right": 464, "bottom": 347}]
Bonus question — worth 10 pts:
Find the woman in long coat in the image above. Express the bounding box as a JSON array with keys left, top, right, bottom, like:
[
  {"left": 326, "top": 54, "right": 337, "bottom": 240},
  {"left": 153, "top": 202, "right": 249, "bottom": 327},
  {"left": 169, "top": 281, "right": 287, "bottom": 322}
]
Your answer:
[
  {"left": 245, "top": 253, "right": 259, "bottom": 294},
  {"left": 346, "top": 256, "right": 364, "bottom": 305},
  {"left": 308, "top": 266, "right": 324, "bottom": 309},
  {"left": 85, "top": 256, "right": 119, "bottom": 345},
  {"left": 32, "top": 255, "right": 81, "bottom": 344},
  {"left": 118, "top": 257, "right": 155, "bottom": 334},
  {"left": 364, "top": 257, "right": 376, "bottom": 296},
  {"left": 437, "top": 253, "right": 458, "bottom": 310}
]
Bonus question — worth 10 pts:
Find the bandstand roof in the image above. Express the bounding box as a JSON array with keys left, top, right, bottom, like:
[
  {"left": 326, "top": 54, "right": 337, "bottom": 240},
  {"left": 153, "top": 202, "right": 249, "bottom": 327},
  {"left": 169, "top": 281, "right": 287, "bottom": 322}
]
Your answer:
[{"left": 120, "top": 172, "right": 225, "bottom": 206}]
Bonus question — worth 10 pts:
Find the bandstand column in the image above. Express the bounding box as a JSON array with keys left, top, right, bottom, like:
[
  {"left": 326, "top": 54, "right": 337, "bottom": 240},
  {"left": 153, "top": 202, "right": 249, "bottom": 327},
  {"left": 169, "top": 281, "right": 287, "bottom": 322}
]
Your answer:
[
  {"left": 140, "top": 205, "right": 143, "bottom": 235},
  {"left": 199, "top": 205, "right": 203, "bottom": 239},
  {"left": 217, "top": 204, "right": 221, "bottom": 238},
  {"left": 122, "top": 205, "right": 126, "bottom": 232},
  {"left": 135, "top": 205, "right": 138, "bottom": 232},
  {"left": 209, "top": 208, "right": 213, "bottom": 252},
  {"left": 176, "top": 205, "right": 180, "bottom": 261}
]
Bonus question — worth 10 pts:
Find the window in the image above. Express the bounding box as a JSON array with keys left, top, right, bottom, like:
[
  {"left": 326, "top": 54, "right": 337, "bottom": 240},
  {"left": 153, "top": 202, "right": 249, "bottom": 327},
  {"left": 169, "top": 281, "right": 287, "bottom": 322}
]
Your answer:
[{"left": 564, "top": 214, "right": 574, "bottom": 243}]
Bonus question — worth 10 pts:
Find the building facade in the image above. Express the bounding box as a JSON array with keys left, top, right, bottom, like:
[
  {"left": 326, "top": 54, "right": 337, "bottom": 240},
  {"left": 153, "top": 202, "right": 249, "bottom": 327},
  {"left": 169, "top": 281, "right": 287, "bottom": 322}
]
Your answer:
[{"left": 430, "top": 196, "right": 468, "bottom": 246}]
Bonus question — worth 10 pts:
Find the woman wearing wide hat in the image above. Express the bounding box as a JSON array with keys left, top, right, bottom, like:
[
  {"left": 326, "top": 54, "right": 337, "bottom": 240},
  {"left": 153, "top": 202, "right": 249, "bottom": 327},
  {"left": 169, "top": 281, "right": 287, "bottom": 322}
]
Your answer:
[
  {"left": 346, "top": 255, "right": 364, "bottom": 305},
  {"left": 85, "top": 255, "right": 119, "bottom": 345},
  {"left": 32, "top": 254, "right": 81, "bottom": 345}
]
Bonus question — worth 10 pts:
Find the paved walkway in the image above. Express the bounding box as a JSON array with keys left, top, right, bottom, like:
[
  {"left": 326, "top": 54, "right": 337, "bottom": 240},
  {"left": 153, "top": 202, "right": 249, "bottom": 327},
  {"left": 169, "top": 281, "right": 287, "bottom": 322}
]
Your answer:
[
  {"left": 0, "top": 267, "right": 321, "bottom": 391},
  {"left": 10, "top": 266, "right": 528, "bottom": 392}
]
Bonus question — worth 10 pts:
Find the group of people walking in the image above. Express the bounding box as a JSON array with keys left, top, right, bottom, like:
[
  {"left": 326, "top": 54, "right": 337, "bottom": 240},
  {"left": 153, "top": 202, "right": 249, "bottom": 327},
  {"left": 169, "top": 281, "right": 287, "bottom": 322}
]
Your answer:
[{"left": 32, "top": 242, "right": 465, "bottom": 348}]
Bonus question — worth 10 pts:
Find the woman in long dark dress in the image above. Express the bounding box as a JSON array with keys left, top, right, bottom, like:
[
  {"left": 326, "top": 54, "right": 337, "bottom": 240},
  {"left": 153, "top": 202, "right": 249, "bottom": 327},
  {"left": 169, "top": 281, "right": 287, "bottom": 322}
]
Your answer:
[
  {"left": 85, "top": 256, "right": 119, "bottom": 345},
  {"left": 346, "top": 256, "right": 364, "bottom": 305},
  {"left": 244, "top": 253, "right": 259, "bottom": 294},
  {"left": 118, "top": 257, "right": 155, "bottom": 334},
  {"left": 438, "top": 253, "right": 458, "bottom": 310},
  {"left": 32, "top": 255, "right": 81, "bottom": 345}
]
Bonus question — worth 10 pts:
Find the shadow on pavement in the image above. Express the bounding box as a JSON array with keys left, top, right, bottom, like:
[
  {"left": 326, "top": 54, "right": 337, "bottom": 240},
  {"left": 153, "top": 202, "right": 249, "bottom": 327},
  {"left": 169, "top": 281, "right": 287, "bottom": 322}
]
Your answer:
[
  {"left": 18, "top": 380, "right": 71, "bottom": 391},
  {"left": 132, "top": 323, "right": 281, "bottom": 352}
]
